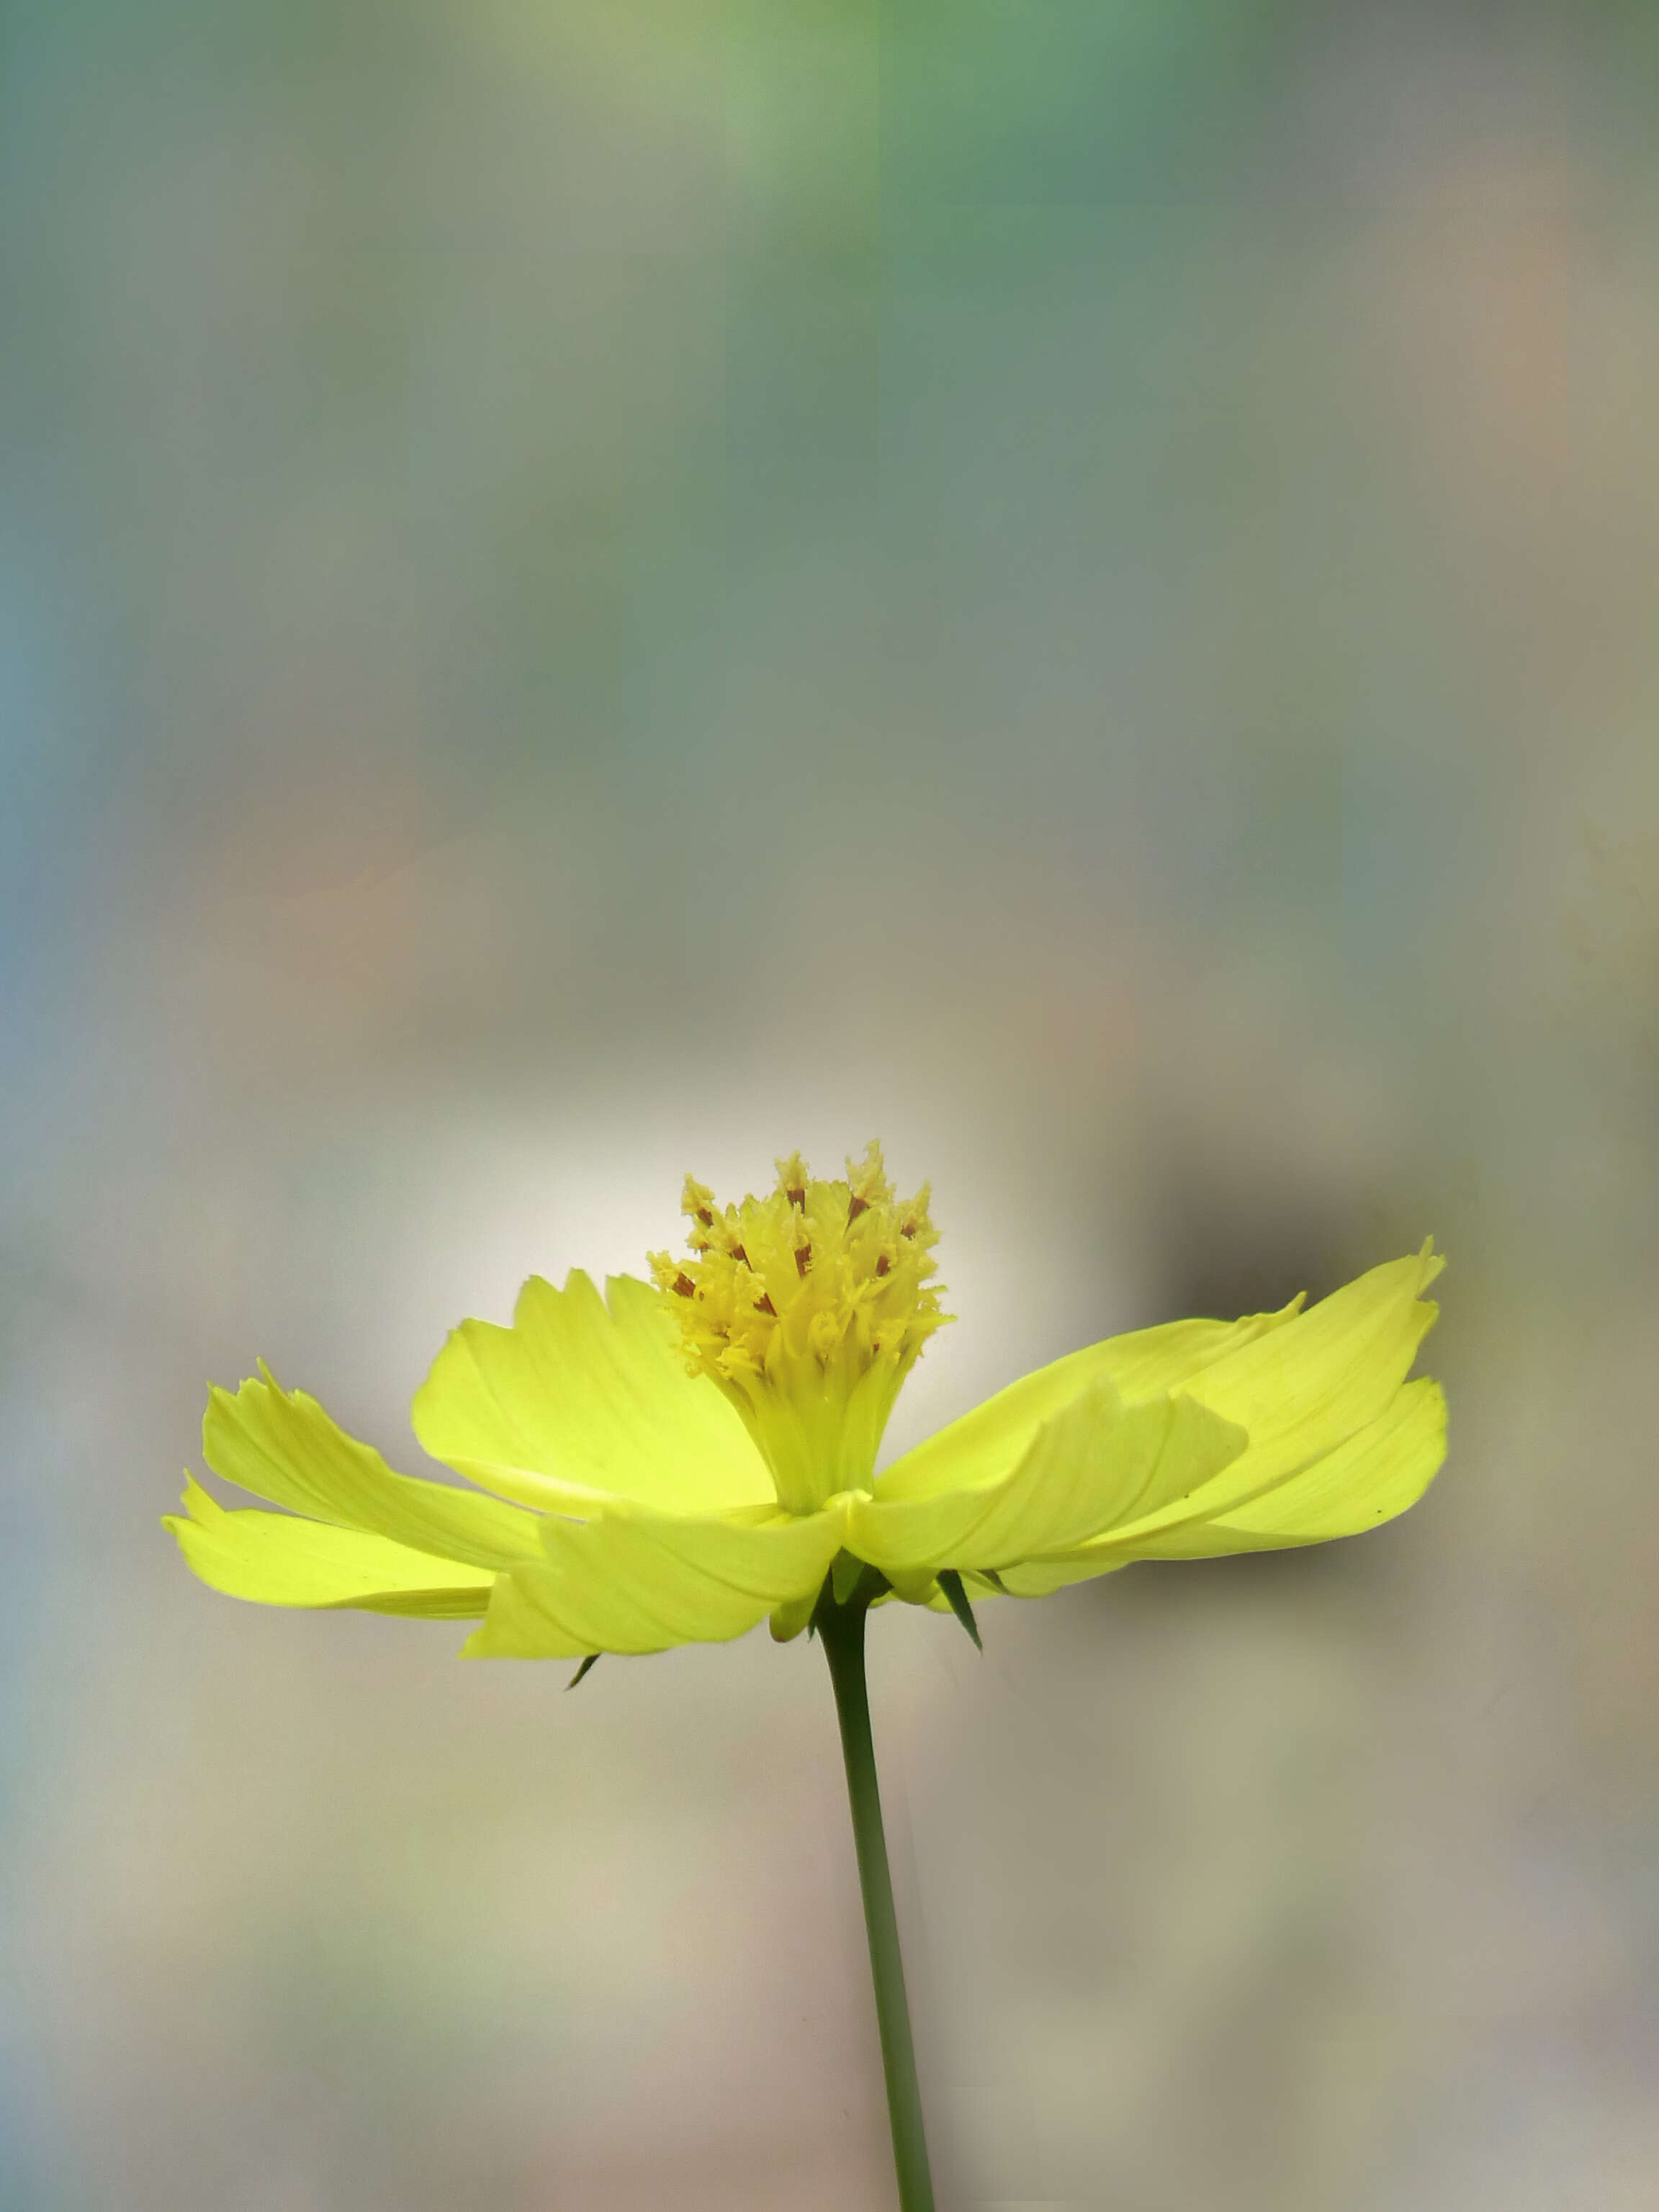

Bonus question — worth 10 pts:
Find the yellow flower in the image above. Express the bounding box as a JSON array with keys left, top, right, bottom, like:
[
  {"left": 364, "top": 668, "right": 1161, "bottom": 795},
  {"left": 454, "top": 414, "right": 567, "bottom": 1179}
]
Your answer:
[{"left": 166, "top": 1143, "right": 1447, "bottom": 1660}]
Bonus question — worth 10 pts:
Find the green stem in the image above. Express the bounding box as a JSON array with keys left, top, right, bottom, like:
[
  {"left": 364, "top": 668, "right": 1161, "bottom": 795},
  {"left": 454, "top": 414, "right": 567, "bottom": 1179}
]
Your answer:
[{"left": 819, "top": 1586, "right": 935, "bottom": 2212}]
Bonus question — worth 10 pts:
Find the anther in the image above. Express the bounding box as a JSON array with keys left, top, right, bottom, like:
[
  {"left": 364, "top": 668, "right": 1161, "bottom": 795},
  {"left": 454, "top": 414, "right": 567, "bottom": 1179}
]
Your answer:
[
  {"left": 755, "top": 1292, "right": 778, "bottom": 1316},
  {"left": 795, "top": 1244, "right": 811, "bottom": 1277},
  {"left": 671, "top": 1272, "right": 696, "bottom": 1298},
  {"left": 848, "top": 1195, "right": 870, "bottom": 1223},
  {"left": 876, "top": 1252, "right": 891, "bottom": 1277}
]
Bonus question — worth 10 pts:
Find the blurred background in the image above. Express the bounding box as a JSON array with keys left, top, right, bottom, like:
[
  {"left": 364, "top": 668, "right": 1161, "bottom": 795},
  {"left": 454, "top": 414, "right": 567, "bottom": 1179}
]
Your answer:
[{"left": 4, "top": 1, "right": 1658, "bottom": 2206}]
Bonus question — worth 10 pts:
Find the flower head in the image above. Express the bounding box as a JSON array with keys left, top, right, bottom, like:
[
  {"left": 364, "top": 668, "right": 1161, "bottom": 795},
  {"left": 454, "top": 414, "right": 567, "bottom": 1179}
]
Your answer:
[
  {"left": 166, "top": 1146, "right": 1447, "bottom": 1661},
  {"left": 647, "top": 1143, "right": 949, "bottom": 1513}
]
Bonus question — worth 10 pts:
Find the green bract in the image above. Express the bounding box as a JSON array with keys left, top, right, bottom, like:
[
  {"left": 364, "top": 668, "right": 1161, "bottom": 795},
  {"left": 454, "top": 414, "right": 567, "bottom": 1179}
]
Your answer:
[{"left": 166, "top": 1147, "right": 1447, "bottom": 1659}]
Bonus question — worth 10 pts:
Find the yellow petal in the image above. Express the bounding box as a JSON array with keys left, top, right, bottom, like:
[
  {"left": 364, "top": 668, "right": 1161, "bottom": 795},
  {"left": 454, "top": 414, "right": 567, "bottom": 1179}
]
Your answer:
[
  {"left": 166, "top": 1475, "right": 495, "bottom": 1617},
  {"left": 996, "top": 1357, "right": 1447, "bottom": 1597},
  {"left": 876, "top": 1300, "right": 1301, "bottom": 1503},
  {"left": 848, "top": 1382, "right": 1248, "bottom": 1575},
  {"left": 1126, "top": 1375, "right": 1448, "bottom": 1559},
  {"left": 413, "top": 1271, "right": 773, "bottom": 1516},
  {"left": 1111, "top": 1243, "right": 1444, "bottom": 1541},
  {"left": 204, "top": 1372, "right": 541, "bottom": 1569},
  {"left": 990, "top": 1555, "right": 1130, "bottom": 1599},
  {"left": 768, "top": 1588, "right": 819, "bottom": 1642},
  {"left": 464, "top": 1502, "right": 846, "bottom": 1658}
]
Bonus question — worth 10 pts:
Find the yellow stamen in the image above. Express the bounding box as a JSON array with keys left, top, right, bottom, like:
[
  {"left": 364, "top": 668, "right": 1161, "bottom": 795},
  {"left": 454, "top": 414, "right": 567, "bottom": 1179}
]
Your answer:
[{"left": 648, "top": 1143, "right": 951, "bottom": 1514}]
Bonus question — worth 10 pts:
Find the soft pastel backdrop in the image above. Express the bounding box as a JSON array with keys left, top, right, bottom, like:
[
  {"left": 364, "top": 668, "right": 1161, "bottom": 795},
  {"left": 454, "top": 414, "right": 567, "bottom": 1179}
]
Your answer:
[{"left": 4, "top": 4, "right": 1658, "bottom": 2207}]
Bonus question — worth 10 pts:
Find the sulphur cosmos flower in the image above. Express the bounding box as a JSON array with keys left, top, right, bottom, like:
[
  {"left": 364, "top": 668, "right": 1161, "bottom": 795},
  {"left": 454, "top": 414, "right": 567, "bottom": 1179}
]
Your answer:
[{"left": 166, "top": 1144, "right": 1447, "bottom": 1656}]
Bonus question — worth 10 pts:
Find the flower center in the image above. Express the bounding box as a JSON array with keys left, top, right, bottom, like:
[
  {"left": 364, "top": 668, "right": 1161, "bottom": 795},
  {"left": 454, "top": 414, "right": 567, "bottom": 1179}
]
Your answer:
[{"left": 649, "top": 1143, "right": 951, "bottom": 1514}]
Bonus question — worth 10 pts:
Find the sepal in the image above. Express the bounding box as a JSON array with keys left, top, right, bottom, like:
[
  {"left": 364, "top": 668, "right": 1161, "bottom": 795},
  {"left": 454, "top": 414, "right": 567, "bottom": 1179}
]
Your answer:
[{"left": 936, "top": 1569, "right": 982, "bottom": 1649}]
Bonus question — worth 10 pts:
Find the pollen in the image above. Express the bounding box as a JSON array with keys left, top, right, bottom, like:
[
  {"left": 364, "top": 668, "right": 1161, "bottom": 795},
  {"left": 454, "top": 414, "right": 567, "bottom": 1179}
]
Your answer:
[{"left": 648, "top": 1143, "right": 951, "bottom": 1514}]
